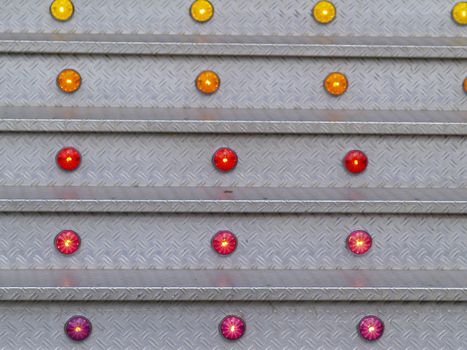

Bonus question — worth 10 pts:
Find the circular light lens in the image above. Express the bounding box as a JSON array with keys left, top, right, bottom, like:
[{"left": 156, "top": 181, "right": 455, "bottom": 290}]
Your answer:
[
  {"left": 55, "top": 230, "right": 81, "bottom": 255},
  {"left": 219, "top": 315, "right": 246, "bottom": 341},
  {"left": 324, "top": 72, "right": 348, "bottom": 96},
  {"left": 343, "top": 150, "right": 368, "bottom": 174},
  {"left": 191, "top": 0, "right": 214, "bottom": 22},
  {"left": 358, "top": 315, "right": 384, "bottom": 342},
  {"left": 196, "top": 70, "right": 220, "bottom": 95},
  {"left": 57, "top": 69, "right": 81, "bottom": 93},
  {"left": 463, "top": 77, "right": 467, "bottom": 93},
  {"left": 212, "top": 147, "right": 238, "bottom": 172},
  {"left": 313, "top": 1, "right": 336, "bottom": 24},
  {"left": 50, "top": 0, "right": 74, "bottom": 22},
  {"left": 56, "top": 147, "right": 81, "bottom": 172},
  {"left": 347, "top": 230, "right": 372, "bottom": 255},
  {"left": 65, "top": 315, "right": 92, "bottom": 341},
  {"left": 452, "top": 2, "right": 467, "bottom": 25},
  {"left": 212, "top": 231, "right": 238, "bottom": 255}
]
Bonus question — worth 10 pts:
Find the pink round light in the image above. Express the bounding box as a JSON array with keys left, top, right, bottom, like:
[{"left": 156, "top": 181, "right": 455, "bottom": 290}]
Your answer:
[
  {"left": 219, "top": 315, "right": 246, "bottom": 341},
  {"left": 212, "top": 230, "right": 238, "bottom": 255},
  {"left": 358, "top": 315, "right": 384, "bottom": 341},
  {"left": 65, "top": 315, "right": 92, "bottom": 341},
  {"left": 347, "top": 230, "right": 372, "bottom": 255}
]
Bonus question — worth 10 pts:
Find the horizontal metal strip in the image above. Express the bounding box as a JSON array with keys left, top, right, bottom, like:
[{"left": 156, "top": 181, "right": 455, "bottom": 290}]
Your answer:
[
  {"left": 1, "top": 269, "right": 467, "bottom": 301},
  {"left": 0, "top": 186, "right": 466, "bottom": 213},
  {"left": 1, "top": 33, "right": 466, "bottom": 58},
  {"left": 1, "top": 106, "right": 467, "bottom": 135}
]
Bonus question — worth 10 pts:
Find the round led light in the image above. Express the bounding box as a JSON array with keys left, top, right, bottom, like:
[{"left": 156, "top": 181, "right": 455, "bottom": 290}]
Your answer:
[
  {"left": 324, "top": 72, "right": 348, "bottom": 96},
  {"left": 56, "top": 147, "right": 81, "bottom": 172},
  {"left": 50, "top": 0, "right": 74, "bottom": 22},
  {"left": 55, "top": 230, "right": 81, "bottom": 255},
  {"left": 343, "top": 150, "right": 368, "bottom": 174},
  {"left": 219, "top": 315, "right": 246, "bottom": 341},
  {"left": 196, "top": 70, "right": 220, "bottom": 95},
  {"left": 57, "top": 69, "right": 81, "bottom": 93},
  {"left": 65, "top": 315, "right": 92, "bottom": 341},
  {"left": 313, "top": 1, "right": 336, "bottom": 24},
  {"left": 463, "top": 77, "right": 467, "bottom": 93},
  {"left": 191, "top": 0, "right": 214, "bottom": 23},
  {"left": 347, "top": 230, "right": 372, "bottom": 255},
  {"left": 212, "top": 230, "right": 238, "bottom": 255},
  {"left": 358, "top": 315, "right": 384, "bottom": 342},
  {"left": 212, "top": 147, "right": 238, "bottom": 172},
  {"left": 452, "top": 2, "right": 467, "bottom": 25}
]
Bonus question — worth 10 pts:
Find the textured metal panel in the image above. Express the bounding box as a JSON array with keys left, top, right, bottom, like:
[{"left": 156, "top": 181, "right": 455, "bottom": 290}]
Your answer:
[
  {"left": 0, "top": 55, "right": 466, "bottom": 111},
  {"left": 0, "top": 212, "right": 466, "bottom": 270},
  {"left": 0, "top": 133, "right": 465, "bottom": 188},
  {"left": 1, "top": 270, "right": 467, "bottom": 301},
  {"left": 0, "top": 0, "right": 465, "bottom": 38},
  {"left": 1, "top": 106, "right": 467, "bottom": 135},
  {"left": 0, "top": 301, "right": 466, "bottom": 349},
  {"left": 1, "top": 33, "right": 467, "bottom": 58},
  {"left": 1, "top": 186, "right": 466, "bottom": 214}
]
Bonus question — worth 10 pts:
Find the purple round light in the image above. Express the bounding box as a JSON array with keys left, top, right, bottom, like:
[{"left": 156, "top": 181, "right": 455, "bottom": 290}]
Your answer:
[
  {"left": 65, "top": 315, "right": 92, "bottom": 341},
  {"left": 358, "top": 315, "right": 384, "bottom": 341}
]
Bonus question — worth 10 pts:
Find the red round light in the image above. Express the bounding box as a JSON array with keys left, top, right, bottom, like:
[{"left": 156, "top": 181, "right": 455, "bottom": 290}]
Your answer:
[
  {"left": 358, "top": 315, "right": 384, "bottom": 342},
  {"left": 212, "top": 147, "right": 238, "bottom": 172},
  {"left": 347, "top": 230, "right": 372, "bottom": 255},
  {"left": 65, "top": 315, "right": 92, "bottom": 341},
  {"left": 343, "top": 150, "right": 367, "bottom": 174},
  {"left": 55, "top": 230, "right": 81, "bottom": 255},
  {"left": 56, "top": 147, "right": 81, "bottom": 171},
  {"left": 219, "top": 315, "right": 246, "bottom": 341},
  {"left": 212, "top": 230, "right": 238, "bottom": 255}
]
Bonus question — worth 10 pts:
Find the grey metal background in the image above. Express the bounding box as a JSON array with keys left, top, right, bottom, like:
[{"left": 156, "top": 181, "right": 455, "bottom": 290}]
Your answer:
[
  {"left": 0, "top": 0, "right": 465, "bottom": 38},
  {"left": 0, "top": 133, "right": 465, "bottom": 188},
  {"left": 0, "top": 55, "right": 466, "bottom": 110},
  {"left": 0, "top": 212, "right": 466, "bottom": 270},
  {"left": 0, "top": 301, "right": 466, "bottom": 349}
]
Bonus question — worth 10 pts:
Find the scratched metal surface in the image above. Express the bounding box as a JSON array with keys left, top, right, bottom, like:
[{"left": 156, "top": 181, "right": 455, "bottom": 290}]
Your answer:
[
  {"left": 0, "top": 133, "right": 465, "bottom": 188},
  {"left": 0, "top": 301, "right": 466, "bottom": 349},
  {"left": 0, "top": 55, "right": 466, "bottom": 111},
  {"left": 0, "top": 0, "right": 465, "bottom": 38},
  {"left": 0, "top": 212, "right": 465, "bottom": 270}
]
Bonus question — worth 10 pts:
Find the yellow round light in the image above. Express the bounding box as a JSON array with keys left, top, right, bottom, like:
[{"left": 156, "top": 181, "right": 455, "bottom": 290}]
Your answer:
[
  {"left": 57, "top": 69, "right": 81, "bottom": 93},
  {"left": 464, "top": 77, "right": 467, "bottom": 94},
  {"left": 191, "top": 0, "right": 214, "bottom": 23},
  {"left": 196, "top": 70, "right": 220, "bottom": 95},
  {"left": 324, "top": 72, "right": 348, "bottom": 96},
  {"left": 452, "top": 2, "right": 467, "bottom": 25},
  {"left": 50, "top": 0, "right": 74, "bottom": 22},
  {"left": 313, "top": 1, "right": 336, "bottom": 24}
]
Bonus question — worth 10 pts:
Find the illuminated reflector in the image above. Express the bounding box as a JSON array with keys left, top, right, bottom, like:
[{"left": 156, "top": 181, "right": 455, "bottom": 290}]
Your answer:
[
  {"left": 196, "top": 70, "right": 220, "bottom": 95},
  {"left": 464, "top": 77, "right": 467, "bottom": 93},
  {"left": 343, "top": 150, "right": 368, "bottom": 174},
  {"left": 324, "top": 72, "right": 348, "bottom": 96},
  {"left": 56, "top": 147, "right": 81, "bottom": 171},
  {"left": 212, "top": 147, "right": 238, "bottom": 172},
  {"left": 65, "top": 315, "right": 92, "bottom": 341},
  {"left": 452, "top": 2, "right": 467, "bottom": 25},
  {"left": 191, "top": 0, "right": 214, "bottom": 22},
  {"left": 219, "top": 316, "right": 246, "bottom": 341},
  {"left": 313, "top": 1, "right": 336, "bottom": 24},
  {"left": 50, "top": 0, "right": 74, "bottom": 22},
  {"left": 358, "top": 315, "right": 384, "bottom": 341},
  {"left": 212, "top": 230, "right": 238, "bottom": 255},
  {"left": 347, "top": 230, "right": 372, "bottom": 255},
  {"left": 57, "top": 69, "right": 81, "bottom": 93},
  {"left": 55, "top": 230, "right": 81, "bottom": 255}
]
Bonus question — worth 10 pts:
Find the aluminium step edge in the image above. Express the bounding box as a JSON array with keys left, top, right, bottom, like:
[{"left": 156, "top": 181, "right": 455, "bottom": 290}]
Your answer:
[
  {"left": 1, "top": 106, "right": 466, "bottom": 135},
  {"left": 1, "top": 33, "right": 466, "bottom": 58},
  {"left": 0, "top": 186, "right": 466, "bottom": 213}
]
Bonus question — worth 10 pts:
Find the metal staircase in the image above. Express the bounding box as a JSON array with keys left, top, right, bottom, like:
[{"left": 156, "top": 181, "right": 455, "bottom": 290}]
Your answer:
[{"left": 0, "top": 0, "right": 466, "bottom": 348}]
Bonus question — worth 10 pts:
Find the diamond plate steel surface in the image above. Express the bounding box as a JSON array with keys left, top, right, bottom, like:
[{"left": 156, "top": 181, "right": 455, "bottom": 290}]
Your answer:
[
  {"left": 0, "top": 212, "right": 466, "bottom": 270},
  {"left": 0, "top": 133, "right": 465, "bottom": 188},
  {"left": 0, "top": 301, "right": 466, "bottom": 349},
  {"left": 0, "top": 0, "right": 465, "bottom": 38},
  {"left": 0, "top": 55, "right": 466, "bottom": 110}
]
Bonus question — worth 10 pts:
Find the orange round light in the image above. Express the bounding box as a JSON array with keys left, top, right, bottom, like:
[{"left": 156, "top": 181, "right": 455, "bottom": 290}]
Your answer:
[
  {"left": 190, "top": 0, "right": 214, "bottom": 23},
  {"left": 57, "top": 69, "right": 81, "bottom": 93},
  {"left": 463, "top": 77, "right": 467, "bottom": 93},
  {"left": 324, "top": 72, "right": 348, "bottom": 96},
  {"left": 196, "top": 70, "right": 220, "bottom": 95},
  {"left": 313, "top": 1, "right": 336, "bottom": 24}
]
